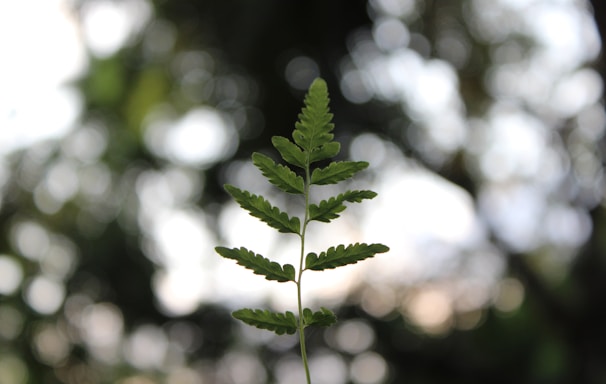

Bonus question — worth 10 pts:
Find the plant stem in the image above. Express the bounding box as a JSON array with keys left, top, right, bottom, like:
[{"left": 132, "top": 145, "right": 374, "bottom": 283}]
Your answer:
[
  {"left": 297, "top": 276, "right": 311, "bottom": 384},
  {"left": 297, "top": 165, "right": 312, "bottom": 384}
]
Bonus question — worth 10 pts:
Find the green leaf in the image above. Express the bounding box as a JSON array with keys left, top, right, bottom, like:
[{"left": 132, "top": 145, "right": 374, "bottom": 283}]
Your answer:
[
  {"left": 272, "top": 136, "right": 306, "bottom": 168},
  {"left": 292, "top": 78, "right": 335, "bottom": 153},
  {"left": 224, "top": 184, "right": 300, "bottom": 234},
  {"left": 252, "top": 152, "right": 304, "bottom": 194},
  {"left": 309, "top": 190, "right": 377, "bottom": 223},
  {"left": 232, "top": 308, "right": 298, "bottom": 335},
  {"left": 309, "top": 142, "right": 340, "bottom": 164},
  {"left": 305, "top": 243, "right": 389, "bottom": 271},
  {"left": 215, "top": 246, "right": 295, "bottom": 282},
  {"left": 311, "top": 161, "right": 369, "bottom": 185},
  {"left": 303, "top": 307, "right": 337, "bottom": 328}
]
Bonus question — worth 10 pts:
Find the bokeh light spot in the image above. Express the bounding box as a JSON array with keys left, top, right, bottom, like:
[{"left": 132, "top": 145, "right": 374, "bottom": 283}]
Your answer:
[
  {"left": 151, "top": 210, "right": 214, "bottom": 267},
  {"left": 32, "top": 323, "right": 70, "bottom": 366},
  {"left": 479, "top": 183, "right": 544, "bottom": 252},
  {"left": 81, "top": 302, "right": 124, "bottom": 363},
  {"left": 330, "top": 320, "right": 375, "bottom": 354},
  {"left": 436, "top": 32, "right": 471, "bottom": 69},
  {"left": 494, "top": 277, "right": 525, "bottom": 313},
  {"left": 275, "top": 355, "right": 307, "bottom": 384},
  {"left": 153, "top": 267, "right": 209, "bottom": 316},
  {"left": 370, "top": 0, "right": 417, "bottom": 18},
  {"left": 309, "top": 352, "right": 347, "bottom": 384},
  {"left": 340, "top": 70, "right": 374, "bottom": 104},
  {"left": 24, "top": 276, "right": 65, "bottom": 315},
  {"left": 124, "top": 324, "right": 168, "bottom": 370},
  {"left": 285, "top": 56, "right": 320, "bottom": 91},
  {"left": 62, "top": 124, "right": 108, "bottom": 163},
  {"left": 45, "top": 160, "right": 79, "bottom": 204},
  {"left": 145, "top": 107, "right": 237, "bottom": 167},
  {"left": 360, "top": 284, "right": 397, "bottom": 318},
  {"left": 373, "top": 18, "right": 410, "bottom": 51},
  {"left": 143, "top": 19, "right": 177, "bottom": 58},
  {"left": 218, "top": 351, "right": 267, "bottom": 384},
  {"left": 81, "top": 0, "right": 152, "bottom": 58},
  {"left": 0, "top": 256, "right": 23, "bottom": 295},
  {"left": 550, "top": 68, "right": 603, "bottom": 118},
  {"left": 165, "top": 321, "right": 203, "bottom": 353},
  {"left": 350, "top": 351, "right": 388, "bottom": 384},
  {"left": 405, "top": 287, "right": 453, "bottom": 334},
  {"left": 455, "top": 310, "right": 484, "bottom": 331},
  {"left": 12, "top": 221, "right": 50, "bottom": 261}
]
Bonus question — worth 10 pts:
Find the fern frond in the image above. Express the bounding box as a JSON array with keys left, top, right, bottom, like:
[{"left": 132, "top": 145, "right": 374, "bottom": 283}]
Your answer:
[
  {"left": 217, "top": 78, "right": 389, "bottom": 382},
  {"left": 215, "top": 246, "right": 295, "bottom": 282},
  {"left": 311, "top": 161, "right": 369, "bottom": 185},
  {"left": 232, "top": 308, "right": 298, "bottom": 335},
  {"left": 272, "top": 136, "right": 307, "bottom": 168},
  {"left": 309, "top": 190, "right": 377, "bottom": 223},
  {"left": 305, "top": 243, "right": 389, "bottom": 271},
  {"left": 303, "top": 307, "right": 337, "bottom": 328},
  {"left": 224, "top": 184, "right": 300, "bottom": 234},
  {"left": 309, "top": 142, "right": 340, "bottom": 164},
  {"left": 252, "top": 152, "right": 304, "bottom": 194}
]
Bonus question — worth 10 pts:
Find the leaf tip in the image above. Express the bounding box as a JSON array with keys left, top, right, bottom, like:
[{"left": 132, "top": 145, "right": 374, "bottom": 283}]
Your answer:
[{"left": 310, "top": 77, "right": 327, "bottom": 89}]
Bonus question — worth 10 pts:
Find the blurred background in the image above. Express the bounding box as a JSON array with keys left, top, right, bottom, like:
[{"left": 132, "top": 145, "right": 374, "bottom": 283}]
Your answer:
[{"left": 0, "top": 0, "right": 605, "bottom": 383}]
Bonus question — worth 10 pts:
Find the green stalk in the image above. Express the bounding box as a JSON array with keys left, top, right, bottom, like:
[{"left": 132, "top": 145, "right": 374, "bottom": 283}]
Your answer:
[
  {"left": 297, "top": 163, "right": 312, "bottom": 384},
  {"left": 297, "top": 258, "right": 310, "bottom": 383}
]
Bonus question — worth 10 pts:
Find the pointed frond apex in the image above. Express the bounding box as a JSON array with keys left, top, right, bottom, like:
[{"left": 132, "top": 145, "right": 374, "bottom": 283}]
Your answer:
[{"left": 292, "top": 78, "right": 335, "bottom": 153}]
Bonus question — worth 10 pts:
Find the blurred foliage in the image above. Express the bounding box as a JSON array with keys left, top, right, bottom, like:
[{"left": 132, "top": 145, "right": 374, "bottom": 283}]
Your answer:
[{"left": 1, "top": 0, "right": 605, "bottom": 383}]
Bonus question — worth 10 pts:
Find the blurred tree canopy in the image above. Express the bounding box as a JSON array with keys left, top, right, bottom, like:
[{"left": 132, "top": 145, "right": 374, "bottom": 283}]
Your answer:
[{"left": 0, "top": 0, "right": 605, "bottom": 383}]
